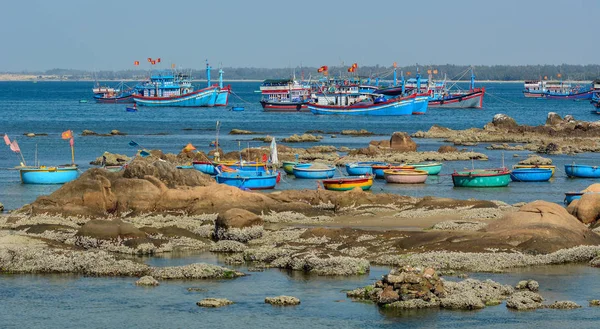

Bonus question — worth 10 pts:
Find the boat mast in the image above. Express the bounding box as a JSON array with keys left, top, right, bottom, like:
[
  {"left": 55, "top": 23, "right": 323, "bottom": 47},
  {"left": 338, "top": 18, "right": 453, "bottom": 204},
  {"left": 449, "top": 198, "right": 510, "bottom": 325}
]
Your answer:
[
  {"left": 470, "top": 67, "right": 475, "bottom": 91},
  {"left": 219, "top": 66, "right": 224, "bottom": 89},
  {"left": 393, "top": 65, "right": 397, "bottom": 87},
  {"left": 416, "top": 65, "right": 421, "bottom": 93},
  {"left": 401, "top": 70, "right": 405, "bottom": 95},
  {"left": 206, "top": 60, "right": 211, "bottom": 87}
]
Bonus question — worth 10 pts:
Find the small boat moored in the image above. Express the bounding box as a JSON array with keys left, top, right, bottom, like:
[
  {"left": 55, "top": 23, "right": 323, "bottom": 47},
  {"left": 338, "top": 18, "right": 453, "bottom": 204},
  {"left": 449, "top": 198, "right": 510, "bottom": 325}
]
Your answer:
[
  {"left": 372, "top": 164, "right": 414, "bottom": 178},
  {"left": 565, "top": 164, "right": 600, "bottom": 178},
  {"left": 322, "top": 176, "right": 373, "bottom": 191},
  {"left": 193, "top": 161, "right": 216, "bottom": 175},
  {"left": 292, "top": 164, "right": 336, "bottom": 179},
  {"left": 512, "top": 164, "right": 556, "bottom": 177},
  {"left": 19, "top": 165, "right": 80, "bottom": 184},
  {"left": 345, "top": 162, "right": 386, "bottom": 176},
  {"left": 451, "top": 169, "right": 511, "bottom": 188},
  {"left": 282, "top": 161, "right": 308, "bottom": 175},
  {"left": 383, "top": 169, "right": 428, "bottom": 184},
  {"left": 509, "top": 168, "right": 552, "bottom": 182},
  {"left": 406, "top": 162, "right": 443, "bottom": 175},
  {"left": 231, "top": 106, "right": 245, "bottom": 111},
  {"left": 216, "top": 170, "right": 278, "bottom": 190},
  {"left": 564, "top": 192, "right": 584, "bottom": 205}
]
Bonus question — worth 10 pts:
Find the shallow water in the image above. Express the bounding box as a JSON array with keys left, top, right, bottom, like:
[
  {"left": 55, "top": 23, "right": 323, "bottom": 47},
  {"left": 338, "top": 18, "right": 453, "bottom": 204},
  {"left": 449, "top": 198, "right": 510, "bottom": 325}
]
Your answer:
[{"left": 0, "top": 81, "right": 597, "bottom": 210}]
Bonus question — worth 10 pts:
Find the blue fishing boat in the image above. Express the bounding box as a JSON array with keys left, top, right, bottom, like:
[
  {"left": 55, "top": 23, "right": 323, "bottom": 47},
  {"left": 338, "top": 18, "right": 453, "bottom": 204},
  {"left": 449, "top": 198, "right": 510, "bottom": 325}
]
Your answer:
[
  {"left": 309, "top": 92, "right": 416, "bottom": 116},
  {"left": 126, "top": 104, "right": 138, "bottom": 112},
  {"left": 345, "top": 162, "right": 386, "bottom": 176},
  {"left": 193, "top": 161, "right": 216, "bottom": 175},
  {"left": 565, "top": 164, "right": 600, "bottom": 178},
  {"left": 564, "top": 192, "right": 584, "bottom": 205},
  {"left": 412, "top": 94, "right": 429, "bottom": 114},
  {"left": 20, "top": 166, "right": 79, "bottom": 184},
  {"left": 524, "top": 79, "right": 599, "bottom": 100},
  {"left": 216, "top": 171, "right": 278, "bottom": 190},
  {"left": 292, "top": 164, "right": 335, "bottom": 179},
  {"left": 209, "top": 63, "right": 231, "bottom": 107},
  {"left": 93, "top": 81, "right": 137, "bottom": 104},
  {"left": 509, "top": 168, "right": 552, "bottom": 182},
  {"left": 133, "top": 70, "right": 218, "bottom": 107},
  {"left": 231, "top": 106, "right": 245, "bottom": 111}
]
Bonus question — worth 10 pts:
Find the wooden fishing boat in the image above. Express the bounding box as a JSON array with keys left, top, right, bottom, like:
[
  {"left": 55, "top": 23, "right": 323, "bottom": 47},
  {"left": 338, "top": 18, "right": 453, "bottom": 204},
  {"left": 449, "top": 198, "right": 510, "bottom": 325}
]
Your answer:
[
  {"left": 216, "top": 170, "right": 278, "bottom": 190},
  {"left": 512, "top": 164, "right": 556, "bottom": 176},
  {"left": 406, "top": 162, "right": 443, "bottom": 175},
  {"left": 451, "top": 169, "right": 511, "bottom": 187},
  {"left": 322, "top": 176, "right": 373, "bottom": 191},
  {"left": 260, "top": 78, "right": 311, "bottom": 112},
  {"left": 345, "top": 161, "right": 386, "bottom": 176},
  {"left": 126, "top": 105, "right": 138, "bottom": 112},
  {"left": 564, "top": 192, "right": 584, "bottom": 205},
  {"left": 193, "top": 161, "right": 216, "bottom": 175},
  {"left": 383, "top": 169, "right": 428, "bottom": 184},
  {"left": 372, "top": 164, "right": 414, "bottom": 178},
  {"left": 509, "top": 168, "right": 552, "bottom": 182},
  {"left": 292, "top": 164, "right": 335, "bottom": 179},
  {"left": 565, "top": 164, "right": 600, "bottom": 178},
  {"left": 19, "top": 165, "right": 79, "bottom": 184}
]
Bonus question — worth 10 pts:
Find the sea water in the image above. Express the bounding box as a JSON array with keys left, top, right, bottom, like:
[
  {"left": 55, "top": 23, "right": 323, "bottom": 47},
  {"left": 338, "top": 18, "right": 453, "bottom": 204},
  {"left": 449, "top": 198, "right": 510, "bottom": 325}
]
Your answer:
[{"left": 1, "top": 81, "right": 600, "bottom": 328}]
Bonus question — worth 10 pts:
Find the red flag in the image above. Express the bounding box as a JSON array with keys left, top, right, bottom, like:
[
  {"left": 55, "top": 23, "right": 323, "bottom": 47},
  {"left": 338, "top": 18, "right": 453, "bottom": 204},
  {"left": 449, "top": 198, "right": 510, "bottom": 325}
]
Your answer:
[
  {"left": 147, "top": 58, "right": 152, "bottom": 62},
  {"left": 352, "top": 63, "right": 358, "bottom": 69},
  {"left": 10, "top": 140, "right": 20, "bottom": 153},
  {"left": 157, "top": 58, "right": 161, "bottom": 63},
  {"left": 3, "top": 134, "right": 10, "bottom": 146},
  {"left": 151, "top": 60, "right": 156, "bottom": 65},
  {"left": 69, "top": 137, "right": 74, "bottom": 147},
  {"left": 61, "top": 130, "right": 73, "bottom": 140},
  {"left": 134, "top": 61, "right": 140, "bottom": 66}
]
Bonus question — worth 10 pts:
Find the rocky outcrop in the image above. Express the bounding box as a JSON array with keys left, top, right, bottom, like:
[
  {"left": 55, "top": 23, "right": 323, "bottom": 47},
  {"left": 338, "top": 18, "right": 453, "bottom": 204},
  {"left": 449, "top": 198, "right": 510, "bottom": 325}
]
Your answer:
[
  {"left": 90, "top": 152, "right": 132, "bottom": 166},
  {"left": 506, "top": 291, "right": 544, "bottom": 310},
  {"left": 437, "top": 145, "right": 458, "bottom": 153},
  {"left": 341, "top": 129, "right": 373, "bottom": 136},
  {"left": 568, "top": 187, "right": 600, "bottom": 225},
  {"left": 546, "top": 112, "right": 563, "bottom": 126},
  {"left": 389, "top": 132, "right": 417, "bottom": 152},
  {"left": 76, "top": 219, "right": 146, "bottom": 240},
  {"left": 135, "top": 276, "right": 159, "bottom": 286},
  {"left": 214, "top": 208, "right": 264, "bottom": 242},
  {"left": 281, "top": 134, "right": 323, "bottom": 143},
  {"left": 196, "top": 298, "right": 234, "bottom": 308},
  {"left": 229, "top": 129, "right": 256, "bottom": 135},
  {"left": 515, "top": 280, "right": 539, "bottom": 292},
  {"left": 545, "top": 301, "right": 581, "bottom": 309},
  {"left": 265, "top": 296, "right": 301, "bottom": 306},
  {"left": 517, "top": 155, "right": 552, "bottom": 165}
]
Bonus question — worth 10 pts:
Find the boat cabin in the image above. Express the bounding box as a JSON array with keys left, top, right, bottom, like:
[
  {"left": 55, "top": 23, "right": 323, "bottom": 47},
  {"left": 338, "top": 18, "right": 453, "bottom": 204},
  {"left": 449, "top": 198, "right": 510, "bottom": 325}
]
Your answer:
[
  {"left": 137, "top": 70, "right": 193, "bottom": 98},
  {"left": 260, "top": 79, "right": 310, "bottom": 102}
]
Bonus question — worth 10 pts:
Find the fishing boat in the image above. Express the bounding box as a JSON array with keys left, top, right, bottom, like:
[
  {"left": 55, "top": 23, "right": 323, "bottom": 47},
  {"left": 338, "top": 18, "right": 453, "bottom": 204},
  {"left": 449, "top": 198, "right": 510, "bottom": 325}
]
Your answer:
[
  {"left": 309, "top": 90, "right": 416, "bottom": 116},
  {"left": 372, "top": 164, "right": 414, "bottom": 178},
  {"left": 133, "top": 70, "right": 219, "bottom": 107},
  {"left": 383, "top": 169, "right": 428, "bottom": 184},
  {"left": 406, "top": 162, "right": 443, "bottom": 175},
  {"left": 451, "top": 168, "right": 511, "bottom": 187},
  {"left": 564, "top": 192, "right": 584, "bottom": 205},
  {"left": 260, "top": 79, "right": 311, "bottom": 112},
  {"left": 345, "top": 162, "right": 386, "bottom": 176},
  {"left": 512, "top": 164, "right": 556, "bottom": 176},
  {"left": 427, "top": 69, "right": 485, "bottom": 109},
  {"left": 231, "top": 106, "right": 244, "bottom": 111},
  {"left": 216, "top": 170, "right": 278, "bottom": 190},
  {"left": 564, "top": 164, "right": 600, "bottom": 178},
  {"left": 591, "top": 94, "right": 600, "bottom": 111},
  {"left": 523, "top": 79, "right": 598, "bottom": 100},
  {"left": 126, "top": 104, "right": 138, "bottom": 112},
  {"left": 509, "top": 168, "right": 553, "bottom": 182},
  {"left": 19, "top": 165, "right": 79, "bottom": 184},
  {"left": 523, "top": 80, "right": 545, "bottom": 98},
  {"left": 193, "top": 161, "right": 216, "bottom": 175},
  {"left": 322, "top": 176, "right": 373, "bottom": 191},
  {"left": 282, "top": 161, "right": 307, "bottom": 174},
  {"left": 93, "top": 81, "right": 137, "bottom": 103},
  {"left": 216, "top": 161, "right": 267, "bottom": 172},
  {"left": 292, "top": 164, "right": 336, "bottom": 179}
]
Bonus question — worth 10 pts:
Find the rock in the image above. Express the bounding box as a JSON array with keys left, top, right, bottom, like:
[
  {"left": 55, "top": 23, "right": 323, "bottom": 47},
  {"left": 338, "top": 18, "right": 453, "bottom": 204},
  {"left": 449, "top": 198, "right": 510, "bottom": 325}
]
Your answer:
[
  {"left": 196, "top": 298, "right": 233, "bottom": 308},
  {"left": 589, "top": 300, "right": 600, "bottom": 306},
  {"left": 90, "top": 152, "right": 132, "bottom": 166},
  {"left": 265, "top": 296, "right": 301, "bottom": 306},
  {"left": 506, "top": 291, "right": 543, "bottom": 310},
  {"left": 546, "top": 112, "right": 563, "bottom": 126},
  {"left": 135, "top": 275, "right": 159, "bottom": 286},
  {"left": 151, "top": 263, "right": 244, "bottom": 279},
  {"left": 487, "top": 114, "right": 518, "bottom": 130},
  {"left": 341, "top": 129, "right": 373, "bottom": 136},
  {"left": 440, "top": 292, "right": 486, "bottom": 310},
  {"left": 564, "top": 115, "right": 575, "bottom": 122},
  {"left": 389, "top": 132, "right": 417, "bottom": 152},
  {"left": 369, "top": 140, "right": 390, "bottom": 148},
  {"left": 209, "top": 240, "right": 248, "bottom": 253},
  {"left": 582, "top": 184, "right": 600, "bottom": 193},
  {"left": 229, "top": 129, "right": 255, "bottom": 135},
  {"left": 0, "top": 202, "right": 3, "bottom": 212},
  {"left": 438, "top": 145, "right": 458, "bottom": 153},
  {"left": 224, "top": 254, "right": 244, "bottom": 265},
  {"left": 517, "top": 155, "right": 553, "bottom": 165},
  {"left": 538, "top": 142, "right": 560, "bottom": 154},
  {"left": 252, "top": 135, "right": 273, "bottom": 143},
  {"left": 378, "top": 285, "right": 400, "bottom": 304},
  {"left": 589, "top": 256, "right": 600, "bottom": 267},
  {"left": 568, "top": 191, "right": 600, "bottom": 224},
  {"left": 110, "top": 130, "right": 126, "bottom": 135},
  {"left": 515, "top": 280, "right": 539, "bottom": 292},
  {"left": 545, "top": 301, "right": 581, "bottom": 309},
  {"left": 76, "top": 219, "right": 146, "bottom": 240},
  {"left": 214, "top": 208, "right": 264, "bottom": 242},
  {"left": 281, "top": 133, "right": 323, "bottom": 143},
  {"left": 82, "top": 130, "right": 97, "bottom": 136},
  {"left": 187, "top": 287, "right": 207, "bottom": 292}
]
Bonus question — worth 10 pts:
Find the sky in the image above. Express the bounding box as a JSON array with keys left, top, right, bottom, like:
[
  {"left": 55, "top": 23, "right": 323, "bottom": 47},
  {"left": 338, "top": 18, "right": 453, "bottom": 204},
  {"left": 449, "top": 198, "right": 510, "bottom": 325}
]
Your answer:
[{"left": 0, "top": 0, "right": 597, "bottom": 71}]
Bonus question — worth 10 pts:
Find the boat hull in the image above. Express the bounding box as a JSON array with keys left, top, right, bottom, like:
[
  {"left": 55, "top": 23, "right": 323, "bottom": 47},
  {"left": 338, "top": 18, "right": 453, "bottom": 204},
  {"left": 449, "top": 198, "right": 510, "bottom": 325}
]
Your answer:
[
  {"left": 452, "top": 170, "right": 511, "bottom": 187},
  {"left": 94, "top": 94, "right": 134, "bottom": 104},
  {"left": 20, "top": 166, "right": 80, "bottom": 184},
  {"left": 372, "top": 165, "right": 414, "bottom": 178},
  {"left": 216, "top": 162, "right": 267, "bottom": 172},
  {"left": 406, "top": 163, "right": 442, "bottom": 175},
  {"left": 261, "top": 100, "right": 309, "bottom": 112},
  {"left": 215, "top": 86, "right": 231, "bottom": 106},
  {"left": 545, "top": 90, "right": 594, "bottom": 100},
  {"left": 293, "top": 166, "right": 336, "bottom": 179},
  {"left": 345, "top": 162, "right": 386, "bottom": 176},
  {"left": 565, "top": 164, "right": 600, "bottom": 178},
  {"left": 216, "top": 171, "right": 277, "bottom": 190},
  {"left": 193, "top": 161, "right": 216, "bottom": 175},
  {"left": 429, "top": 89, "right": 485, "bottom": 108},
  {"left": 509, "top": 168, "right": 552, "bottom": 182},
  {"left": 282, "top": 161, "right": 305, "bottom": 174},
  {"left": 309, "top": 96, "right": 414, "bottom": 116},
  {"left": 512, "top": 165, "right": 556, "bottom": 176},
  {"left": 412, "top": 94, "right": 429, "bottom": 114},
  {"left": 383, "top": 170, "right": 428, "bottom": 184},
  {"left": 133, "top": 87, "right": 218, "bottom": 107},
  {"left": 322, "top": 176, "right": 373, "bottom": 191},
  {"left": 564, "top": 192, "right": 584, "bottom": 205}
]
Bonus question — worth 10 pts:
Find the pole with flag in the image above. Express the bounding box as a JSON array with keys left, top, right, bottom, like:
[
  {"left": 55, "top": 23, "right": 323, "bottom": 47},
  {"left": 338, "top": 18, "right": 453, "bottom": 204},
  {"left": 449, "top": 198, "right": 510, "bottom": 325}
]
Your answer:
[
  {"left": 9, "top": 139, "right": 27, "bottom": 166},
  {"left": 62, "top": 130, "right": 75, "bottom": 165}
]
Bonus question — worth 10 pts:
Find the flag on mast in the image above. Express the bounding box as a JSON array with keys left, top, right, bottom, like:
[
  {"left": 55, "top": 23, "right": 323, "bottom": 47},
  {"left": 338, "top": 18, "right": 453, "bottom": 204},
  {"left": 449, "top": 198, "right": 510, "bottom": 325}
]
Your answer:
[
  {"left": 10, "top": 140, "right": 20, "bottom": 153},
  {"left": 3, "top": 134, "right": 10, "bottom": 146},
  {"left": 61, "top": 130, "right": 73, "bottom": 139}
]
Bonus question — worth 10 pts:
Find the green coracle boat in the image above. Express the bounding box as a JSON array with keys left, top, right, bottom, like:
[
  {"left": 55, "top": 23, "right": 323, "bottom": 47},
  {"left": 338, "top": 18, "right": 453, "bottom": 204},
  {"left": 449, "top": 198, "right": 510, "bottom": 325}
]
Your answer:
[
  {"left": 406, "top": 162, "right": 443, "bottom": 175},
  {"left": 451, "top": 169, "right": 511, "bottom": 187},
  {"left": 282, "top": 161, "right": 303, "bottom": 175}
]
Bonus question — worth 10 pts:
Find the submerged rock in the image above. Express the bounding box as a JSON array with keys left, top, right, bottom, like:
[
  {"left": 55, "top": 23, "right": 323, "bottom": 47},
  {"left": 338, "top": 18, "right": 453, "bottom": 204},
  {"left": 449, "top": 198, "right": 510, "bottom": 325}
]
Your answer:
[
  {"left": 281, "top": 133, "right": 323, "bottom": 143},
  {"left": 545, "top": 301, "right": 581, "bottom": 309},
  {"left": 196, "top": 298, "right": 233, "bottom": 308},
  {"left": 135, "top": 276, "right": 159, "bottom": 286},
  {"left": 265, "top": 296, "right": 301, "bottom": 306},
  {"left": 229, "top": 129, "right": 255, "bottom": 135},
  {"left": 506, "top": 291, "right": 543, "bottom": 310},
  {"left": 589, "top": 300, "right": 600, "bottom": 306}
]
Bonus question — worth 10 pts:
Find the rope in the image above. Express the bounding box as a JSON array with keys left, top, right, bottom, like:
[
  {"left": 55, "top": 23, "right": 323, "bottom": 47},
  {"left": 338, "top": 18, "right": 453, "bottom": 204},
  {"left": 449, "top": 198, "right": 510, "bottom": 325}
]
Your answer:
[
  {"left": 230, "top": 90, "right": 253, "bottom": 104},
  {"left": 485, "top": 91, "right": 523, "bottom": 106}
]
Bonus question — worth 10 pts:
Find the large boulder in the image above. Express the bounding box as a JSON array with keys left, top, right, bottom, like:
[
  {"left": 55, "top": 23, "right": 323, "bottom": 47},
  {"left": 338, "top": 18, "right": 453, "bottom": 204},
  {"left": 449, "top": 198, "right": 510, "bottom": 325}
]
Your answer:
[
  {"left": 76, "top": 219, "right": 147, "bottom": 240},
  {"left": 389, "top": 132, "right": 417, "bottom": 152},
  {"left": 568, "top": 192, "right": 600, "bottom": 224},
  {"left": 214, "top": 208, "right": 264, "bottom": 242},
  {"left": 484, "top": 114, "right": 518, "bottom": 131},
  {"left": 438, "top": 145, "right": 458, "bottom": 153},
  {"left": 546, "top": 112, "right": 563, "bottom": 126},
  {"left": 123, "top": 158, "right": 214, "bottom": 188}
]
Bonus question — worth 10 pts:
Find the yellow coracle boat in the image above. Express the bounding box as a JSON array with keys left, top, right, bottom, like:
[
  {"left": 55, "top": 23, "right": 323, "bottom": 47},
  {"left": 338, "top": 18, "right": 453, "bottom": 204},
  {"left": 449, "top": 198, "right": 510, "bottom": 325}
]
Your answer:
[
  {"left": 322, "top": 176, "right": 373, "bottom": 191},
  {"left": 512, "top": 165, "right": 556, "bottom": 177}
]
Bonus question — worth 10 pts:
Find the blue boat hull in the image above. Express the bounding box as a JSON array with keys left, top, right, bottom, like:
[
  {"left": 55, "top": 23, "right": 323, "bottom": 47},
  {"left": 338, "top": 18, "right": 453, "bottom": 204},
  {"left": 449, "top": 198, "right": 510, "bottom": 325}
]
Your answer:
[
  {"left": 293, "top": 167, "right": 336, "bottom": 179},
  {"left": 565, "top": 164, "right": 600, "bottom": 178},
  {"left": 510, "top": 168, "right": 552, "bottom": 182},
  {"left": 564, "top": 192, "right": 584, "bottom": 205},
  {"left": 193, "top": 162, "right": 216, "bottom": 175},
  {"left": 216, "top": 171, "right": 277, "bottom": 190},
  {"left": 309, "top": 97, "right": 414, "bottom": 116},
  {"left": 133, "top": 87, "right": 218, "bottom": 107},
  {"left": 215, "top": 89, "right": 230, "bottom": 106},
  {"left": 412, "top": 95, "right": 429, "bottom": 115},
  {"left": 20, "top": 167, "right": 80, "bottom": 184},
  {"left": 345, "top": 162, "right": 385, "bottom": 176}
]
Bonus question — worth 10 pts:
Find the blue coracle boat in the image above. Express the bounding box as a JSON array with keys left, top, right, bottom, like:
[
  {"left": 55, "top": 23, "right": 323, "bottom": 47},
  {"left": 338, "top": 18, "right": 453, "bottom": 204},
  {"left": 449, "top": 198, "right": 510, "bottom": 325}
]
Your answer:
[
  {"left": 193, "top": 161, "right": 216, "bottom": 175},
  {"left": 216, "top": 171, "right": 278, "bottom": 190},
  {"left": 345, "top": 162, "right": 386, "bottom": 176},
  {"left": 564, "top": 192, "right": 584, "bottom": 205},
  {"left": 510, "top": 168, "right": 553, "bottom": 182},
  {"left": 20, "top": 166, "right": 80, "bottom": 184},
  {"left": 293, "top": 164, "right": 335, "bottom": 179},
  {"left": 565, "top": 164, "right": 600, "bottom": 178}
]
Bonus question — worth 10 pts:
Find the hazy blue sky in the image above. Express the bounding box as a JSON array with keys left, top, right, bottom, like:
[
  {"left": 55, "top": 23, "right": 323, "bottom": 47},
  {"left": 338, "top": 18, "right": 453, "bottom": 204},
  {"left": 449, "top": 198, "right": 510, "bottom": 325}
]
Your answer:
[{"left": 0, "top": 0, "right": 597, "bottom": 71}]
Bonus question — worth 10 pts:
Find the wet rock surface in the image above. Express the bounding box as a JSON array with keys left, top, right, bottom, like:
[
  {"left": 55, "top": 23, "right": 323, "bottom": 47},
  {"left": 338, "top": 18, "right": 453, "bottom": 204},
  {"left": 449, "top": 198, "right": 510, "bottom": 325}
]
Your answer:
[
  {"left": 265, "top": 296, "right": 301, "bottom": 306},
  {"left": 135, "top": 275, "right": 159, "bottom": 286},
  {"left": 196, "top": 298, "right": 234, "bottom": 308},
  {"left": 506, "top": 291, "right": 544, "bottom": 310}
]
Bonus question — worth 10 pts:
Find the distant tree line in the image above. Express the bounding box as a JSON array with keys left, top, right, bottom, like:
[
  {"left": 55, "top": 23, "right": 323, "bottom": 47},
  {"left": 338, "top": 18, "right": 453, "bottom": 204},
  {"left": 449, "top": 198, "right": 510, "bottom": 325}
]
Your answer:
[{"left": 10, "top": 64, "right": 600, "bottom": 81}]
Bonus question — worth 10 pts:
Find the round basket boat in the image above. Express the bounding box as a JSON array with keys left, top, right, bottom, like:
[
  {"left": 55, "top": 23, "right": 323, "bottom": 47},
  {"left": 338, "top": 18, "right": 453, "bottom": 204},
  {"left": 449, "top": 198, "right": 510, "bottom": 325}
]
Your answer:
[
  {"left": 322, "top": 176, "right": 373, "bottom": 191},
  {"left": 372, "top": 164, "right": 415, "bottom": 178},
  {"left": 293, "top": 164, "right": 335, "bottom": 179},
  {"left": 405, "top": 162, "right": 443, "bottom": 175},
  {"left": 383, "top": 169, "right": 428, "bottom": 184}
]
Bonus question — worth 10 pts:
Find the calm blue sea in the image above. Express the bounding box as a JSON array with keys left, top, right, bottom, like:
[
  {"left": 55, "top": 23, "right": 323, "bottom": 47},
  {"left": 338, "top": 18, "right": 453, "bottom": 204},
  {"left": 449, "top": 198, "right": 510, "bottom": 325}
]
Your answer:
[{"left": 1, "top": 81, "right": 600, "bottom": 328}]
